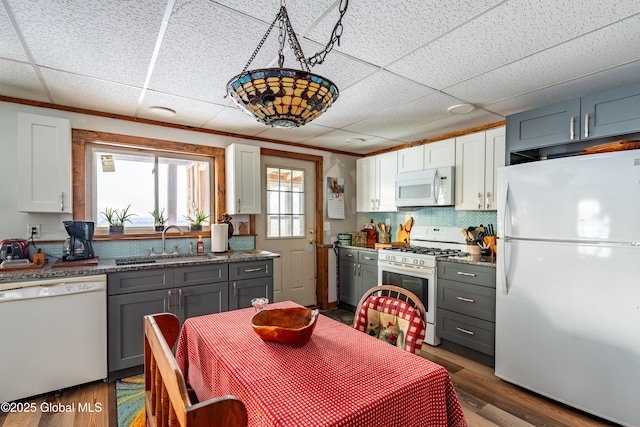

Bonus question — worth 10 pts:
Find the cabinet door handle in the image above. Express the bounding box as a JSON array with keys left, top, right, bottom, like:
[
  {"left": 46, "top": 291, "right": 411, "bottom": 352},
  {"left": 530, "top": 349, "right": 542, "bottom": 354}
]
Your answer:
[
  {"left": 477, "top": 193, "right": 482, "bottom": 209},
  {"left": 456, "top": 327, "right": 475, "bottom": 335},
  {"left": 570, "top": 116, "right": 575, "bottom": 140},
  {"left": 233, "top": 282, "right": 237, "bottom": 299},
  {"left": 60, "top": 192, "right": 65, "bottom": 211},
  {"left": 353, "top": 264, "right": 357, "bottom": 276},
  {"left": 457, "top": 271, "right": 477, "bottom": 277},
  {"left": 584, "top": 113, "right": 590, "bottom": 138},
  {"left": 456, "top": 296, "right": 475, "bottom": 303},
  {"left": 167, "top": 290, "right": 172, "bottom": 311},
  {"left": 244, "top": 268, "right": 261, "bottom": 273},
  {"left": 237, "top": 198, "right": 241, "bottom": 213},
  {"left": 358, "top": 264, "right": 362, "bottom": 277},
  {"left": 485, "top": 192, "right": 491, "bottom": 210},
  {"left": 178, "top": 289, "right": 183, "bottom": 309}
]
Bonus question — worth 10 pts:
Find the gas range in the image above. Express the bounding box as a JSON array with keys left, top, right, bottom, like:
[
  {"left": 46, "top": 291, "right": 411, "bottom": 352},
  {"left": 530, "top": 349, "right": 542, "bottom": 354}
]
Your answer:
[{"left": 378, "top": 226, "right": 468, "bottom": 267}]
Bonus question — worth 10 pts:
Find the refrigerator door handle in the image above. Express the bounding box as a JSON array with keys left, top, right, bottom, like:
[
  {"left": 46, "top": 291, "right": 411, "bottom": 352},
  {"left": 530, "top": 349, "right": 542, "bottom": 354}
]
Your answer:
[{"left": 499, "top": 182, "right": 510, "bottom": 295}]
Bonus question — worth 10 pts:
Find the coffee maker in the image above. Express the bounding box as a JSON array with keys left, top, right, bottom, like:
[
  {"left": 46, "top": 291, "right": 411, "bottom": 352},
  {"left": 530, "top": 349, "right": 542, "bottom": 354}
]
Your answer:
[{"left": 63, "top": 221, "right": 95, "bottom": 261}]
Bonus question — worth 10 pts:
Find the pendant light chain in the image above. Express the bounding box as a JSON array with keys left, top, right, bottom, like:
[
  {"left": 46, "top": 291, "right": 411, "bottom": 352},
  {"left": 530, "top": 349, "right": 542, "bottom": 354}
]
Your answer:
[
  {"left": 307, "top": 0, "right": 349, "bottom": 67},
  {"left": 241, "top": 0, "right": 348, "bottom": 72}
]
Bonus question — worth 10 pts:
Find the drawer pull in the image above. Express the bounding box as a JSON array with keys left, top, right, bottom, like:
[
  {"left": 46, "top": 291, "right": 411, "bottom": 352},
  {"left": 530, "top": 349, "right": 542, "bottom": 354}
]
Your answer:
[
  {"left": 456, "top": 327, "right": 475, "bottom": 336},
  {"left": 456, "top": 296, "right": 475, "bottom": 303},
  {"left": 457, "top": 271, "right": 476, "bottom": 277},
  {"left": 244, "top": 268, "right": 262, "bottom": 273},
  {"left": 362, "top": 256, "right": 374, "bottom": 260}
]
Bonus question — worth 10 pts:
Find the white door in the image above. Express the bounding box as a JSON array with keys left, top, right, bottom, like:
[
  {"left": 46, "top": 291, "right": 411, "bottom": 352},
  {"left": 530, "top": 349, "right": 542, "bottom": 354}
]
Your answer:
[{"left": 256, "top": 156, "right": 317, "bottom": 306}]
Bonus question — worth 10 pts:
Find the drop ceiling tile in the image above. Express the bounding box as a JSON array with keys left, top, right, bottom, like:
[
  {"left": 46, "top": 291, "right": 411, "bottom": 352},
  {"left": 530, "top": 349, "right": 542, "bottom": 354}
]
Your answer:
[
  {"left": 256, "top": 123, "right": 334, "bottom": 144},
  {"left": 137, "top": 90, "right": 226, "bottom": 128},
  {"left": 446, "top": 14, "right": 640, "bottom": 105},
  {"left": 7, "top": 0, "right": 165, "bottom": 86},
  {"left": 149, "top": 0, "right": 280, "bottom": 104},
  {"left": 487, "top": 60, "right": 640, "bottom": 117},
  {"left": 343, "top": 91, "right": 464, "bottom": 139},
  {"left": 0, "top": 59, "right": 48, "bottom": 101},
  {"left": 202, "top": 105, "right": 270, "bottom": 137},
  {"left": 397, "top": 109, "right": 504, "bottom": 144},
  {"left": 388, "top": 0, "right": 640, "bottom": 90},
  {"left": 41, "top": 68, "right": 139, "bottom": 116},
  {"left": 0, "top": 4, "right": 28, "bottom": 61},
  {"left": 311, "top": 70, "right": 434, "bottom": 129},
  {"left": 306, "top": 0, "right": 503, "bottom": 66}
]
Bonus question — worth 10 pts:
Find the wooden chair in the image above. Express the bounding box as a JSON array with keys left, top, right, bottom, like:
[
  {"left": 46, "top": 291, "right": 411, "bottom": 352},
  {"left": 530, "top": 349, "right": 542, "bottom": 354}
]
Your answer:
[
  {"left": 353, "top": 285, "right": 427, "bottom": 353},
  {"left": 144, "top": 313, "right": 248, "bottom": 427}
]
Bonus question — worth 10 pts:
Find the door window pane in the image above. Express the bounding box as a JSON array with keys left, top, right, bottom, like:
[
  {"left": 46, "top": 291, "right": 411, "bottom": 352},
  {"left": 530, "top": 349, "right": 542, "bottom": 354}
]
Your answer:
[{"left": 266, "top": 167, "right": 304, "bottom": 238}]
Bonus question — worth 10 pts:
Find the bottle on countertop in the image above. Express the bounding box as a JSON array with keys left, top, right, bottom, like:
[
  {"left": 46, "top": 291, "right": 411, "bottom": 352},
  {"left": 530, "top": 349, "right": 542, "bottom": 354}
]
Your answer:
[{"left": 197, "top": 236, "right": 204, "bottom": 254}]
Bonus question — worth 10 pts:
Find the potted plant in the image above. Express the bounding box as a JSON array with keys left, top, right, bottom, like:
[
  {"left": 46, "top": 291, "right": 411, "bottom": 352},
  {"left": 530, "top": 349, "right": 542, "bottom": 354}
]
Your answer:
[
  {"left": 183, "top": 209, "right": 210, "bottom": 232},
  {"left": 150, "top": 208, "right": 167, "bottom": 232},
  {"left": 102, "top": 205, "right": 136, "bottom": 234}
]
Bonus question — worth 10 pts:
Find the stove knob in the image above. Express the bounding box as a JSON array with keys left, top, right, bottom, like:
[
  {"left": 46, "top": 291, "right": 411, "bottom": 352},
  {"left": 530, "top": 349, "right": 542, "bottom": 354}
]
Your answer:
[{"left": 413, "top": 259, "right": 418, "bottom": 265}]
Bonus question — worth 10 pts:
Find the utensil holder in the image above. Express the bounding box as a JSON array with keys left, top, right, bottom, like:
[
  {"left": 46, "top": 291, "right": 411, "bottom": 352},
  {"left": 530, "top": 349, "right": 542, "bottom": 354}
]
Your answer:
[
  {"left": 378, "top": 232, "right": 390, "bottom": 243},
  {"left": 466, "top": 244, "right": 481, "bottom": 255}
]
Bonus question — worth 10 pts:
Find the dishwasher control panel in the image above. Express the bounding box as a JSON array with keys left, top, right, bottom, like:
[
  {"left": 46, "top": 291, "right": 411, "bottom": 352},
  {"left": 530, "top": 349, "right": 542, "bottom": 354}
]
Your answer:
[{"left": 0, "top": 276, "right": 106, "bottom": 301}]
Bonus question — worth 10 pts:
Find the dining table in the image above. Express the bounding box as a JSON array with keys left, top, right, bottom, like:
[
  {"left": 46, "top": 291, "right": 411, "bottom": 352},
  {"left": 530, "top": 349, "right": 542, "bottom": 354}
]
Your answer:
[{"left": 175, "top": 301, "right": 467, "bottom": 427}]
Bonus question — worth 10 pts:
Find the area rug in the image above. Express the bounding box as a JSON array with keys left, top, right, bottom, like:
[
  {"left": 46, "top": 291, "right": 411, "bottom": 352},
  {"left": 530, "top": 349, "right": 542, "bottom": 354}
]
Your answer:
[{"left": 116, "top": 374, "right": 146, "bottom": 427}]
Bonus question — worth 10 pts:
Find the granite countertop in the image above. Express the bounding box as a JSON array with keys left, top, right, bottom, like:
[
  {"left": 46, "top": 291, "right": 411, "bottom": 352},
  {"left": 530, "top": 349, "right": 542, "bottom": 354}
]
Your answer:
[
  {"left": 0, "top": 250, "right": 280, "bottom": 285},
  {"left": 442, "top": 254, "right": 496, "bottom": 267}
]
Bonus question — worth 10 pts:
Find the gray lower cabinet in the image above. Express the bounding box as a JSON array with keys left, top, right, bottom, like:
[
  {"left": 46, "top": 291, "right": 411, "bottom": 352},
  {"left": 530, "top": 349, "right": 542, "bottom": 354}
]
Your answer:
[
  {"left": 338, "top": 248, "right": 377, "bottom": 307},
  {"left": 436, "top": 261, "right": 496, "bottom": 356},
  {"left": 228, "top": 260, "right": 274, "bottom": 310},
  {"left": 107, "top": 264, "right": 229, "bottom": 380}
]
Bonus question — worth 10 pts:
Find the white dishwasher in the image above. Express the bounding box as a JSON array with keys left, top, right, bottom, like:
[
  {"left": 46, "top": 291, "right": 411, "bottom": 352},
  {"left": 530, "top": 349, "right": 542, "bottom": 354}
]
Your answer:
[{"left": 0, "top": 274, "right": 107, "bottom": 403}]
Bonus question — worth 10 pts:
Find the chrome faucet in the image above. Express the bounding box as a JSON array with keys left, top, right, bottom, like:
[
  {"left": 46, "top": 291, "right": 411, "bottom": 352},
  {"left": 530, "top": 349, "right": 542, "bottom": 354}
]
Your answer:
[{"left": 162, "top": 225, "right": 184, "bottom": 255}]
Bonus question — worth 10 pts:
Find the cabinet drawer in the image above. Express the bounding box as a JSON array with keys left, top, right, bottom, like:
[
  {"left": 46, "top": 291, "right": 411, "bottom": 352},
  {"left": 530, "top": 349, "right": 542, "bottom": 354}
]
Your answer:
[
  {"left": 339, "top": 248, "right": 358, "bottom": 262},
  {"left": 437, "top": 279, "right": 495, "bottom": 322},
  {"left": 436, "top": 309, "right": 494, "bottom": 356},
  {"left": 437, "top": 261, "right": 495, "bottom": 288},
  {"left": 108, "top": 269, "right": 174, "bottom": 295},
  {"left": 358, "top": 250, "right": 378, "bottom": 266},
  {"left": 174, "top": 264, "right": 228, "bottom": 287},
  {"left": 229, "top": 260, "right": 273, "bottom": 280}
]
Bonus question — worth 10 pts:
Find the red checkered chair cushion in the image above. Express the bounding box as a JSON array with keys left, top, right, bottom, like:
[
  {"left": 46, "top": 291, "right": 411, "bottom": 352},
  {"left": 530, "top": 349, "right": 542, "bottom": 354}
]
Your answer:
[{"left": 353, "top": 295, "right": 426, "bottom": 354}]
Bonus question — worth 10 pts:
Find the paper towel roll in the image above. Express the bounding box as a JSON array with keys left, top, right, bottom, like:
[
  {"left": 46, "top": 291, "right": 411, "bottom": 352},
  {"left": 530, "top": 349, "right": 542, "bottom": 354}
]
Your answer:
[{"left": 211, "top": 223, "right": 229, "bottom": 252}]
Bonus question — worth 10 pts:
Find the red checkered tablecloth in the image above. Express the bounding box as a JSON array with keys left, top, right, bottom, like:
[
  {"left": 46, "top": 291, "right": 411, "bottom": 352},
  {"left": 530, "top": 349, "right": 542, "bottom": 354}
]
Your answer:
[{"left": 176, "top": 301, "right": 467, "bottom": 427}]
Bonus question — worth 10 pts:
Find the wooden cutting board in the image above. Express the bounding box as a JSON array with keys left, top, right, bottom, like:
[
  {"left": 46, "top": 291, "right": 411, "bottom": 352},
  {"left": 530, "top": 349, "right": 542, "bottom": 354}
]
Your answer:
[
  {"left": 0, "top": 261, "right": 46, "bottom": 271},
  {"left": 51, "top": 257, "right": 100, "bottom": 268}
]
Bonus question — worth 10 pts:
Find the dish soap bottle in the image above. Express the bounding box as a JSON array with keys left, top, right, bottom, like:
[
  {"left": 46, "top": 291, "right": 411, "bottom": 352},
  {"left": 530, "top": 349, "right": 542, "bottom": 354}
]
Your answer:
[{"left": 197, "top": 236, "right": 204, "bottom": 254}]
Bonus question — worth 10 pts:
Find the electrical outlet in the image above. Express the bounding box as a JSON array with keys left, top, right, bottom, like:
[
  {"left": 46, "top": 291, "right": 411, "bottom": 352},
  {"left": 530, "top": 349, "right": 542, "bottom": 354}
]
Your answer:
[{"left": 28, "top": 224, "right": 40, "bottom": 238}]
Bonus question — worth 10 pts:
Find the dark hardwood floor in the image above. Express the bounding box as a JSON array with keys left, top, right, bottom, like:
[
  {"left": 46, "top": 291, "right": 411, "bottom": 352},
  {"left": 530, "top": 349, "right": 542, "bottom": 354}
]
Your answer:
[{"left": 0, "top": 309, "right": 618, "bottom": 426}]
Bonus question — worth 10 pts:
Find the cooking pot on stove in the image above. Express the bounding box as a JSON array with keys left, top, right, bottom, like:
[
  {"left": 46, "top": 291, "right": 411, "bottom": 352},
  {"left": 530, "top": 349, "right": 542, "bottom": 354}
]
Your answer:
[{"left": 0, "top": 239, "right": 29, "bottom": 260}]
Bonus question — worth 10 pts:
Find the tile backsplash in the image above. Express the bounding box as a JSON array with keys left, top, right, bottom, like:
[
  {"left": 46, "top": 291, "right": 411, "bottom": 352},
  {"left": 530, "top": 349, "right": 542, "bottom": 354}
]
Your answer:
[
  {"left": 34, "top": 236, "right": 255, "bottom": 261},
  {"left": 361, "top": 206, "right": 497, "bottom": 233}
]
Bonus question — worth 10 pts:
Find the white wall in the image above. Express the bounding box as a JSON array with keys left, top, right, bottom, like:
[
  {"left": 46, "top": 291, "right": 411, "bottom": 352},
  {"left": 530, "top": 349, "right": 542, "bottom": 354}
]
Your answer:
[{"left": 0, "top": 100, "right": 360, "bottom": 242}]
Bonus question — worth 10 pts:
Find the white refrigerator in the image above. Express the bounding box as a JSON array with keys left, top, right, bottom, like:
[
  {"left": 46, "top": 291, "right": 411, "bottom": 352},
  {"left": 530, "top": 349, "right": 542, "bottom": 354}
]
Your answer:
[{"left": 496, "top": 149, "right": 640, "bottom": 427}]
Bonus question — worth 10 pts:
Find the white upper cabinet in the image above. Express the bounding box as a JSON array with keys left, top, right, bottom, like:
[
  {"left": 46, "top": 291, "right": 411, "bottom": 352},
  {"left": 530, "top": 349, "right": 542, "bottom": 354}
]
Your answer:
[
  {"left": 424, "top": 138, "right": 455, "bottom": 169},
  {"left": 226, "top": 143, "right": 261, "bottom": 214},
  {"left": 397, "top": 138, "right": 455, "bottom": 173},
  {"left": 455, "top": 127, "right": 505, "bottom": 211},
  {"left": 397, "top": 145, "right": 424, "bottom": 173},
  {"left": 356, "top": 151, "right": 398, "bottom": 212},
  {"left": 18, "top": 112, "right": 72, "bottom": 213}
]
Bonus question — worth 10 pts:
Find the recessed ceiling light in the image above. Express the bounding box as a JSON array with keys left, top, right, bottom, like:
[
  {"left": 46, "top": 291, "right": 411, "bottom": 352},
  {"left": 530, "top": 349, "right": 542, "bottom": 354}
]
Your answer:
[
  {"left": 447, "top": 103, "right": 475, "bottom": 114},
  {"left": 148, "top": 106, "right": 177, "bottom": 117},
  {"left": 345, "top": 138, "right": 365, "bottom": 144}
]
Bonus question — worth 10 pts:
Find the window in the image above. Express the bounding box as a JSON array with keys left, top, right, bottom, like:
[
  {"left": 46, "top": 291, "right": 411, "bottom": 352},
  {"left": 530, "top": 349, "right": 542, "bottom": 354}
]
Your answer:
[
  {"left": 266, "top": 167, "right": 305, "bottom": 238},
  {"left": 85, "top": 141, "right": 213, "bottom": 232}
]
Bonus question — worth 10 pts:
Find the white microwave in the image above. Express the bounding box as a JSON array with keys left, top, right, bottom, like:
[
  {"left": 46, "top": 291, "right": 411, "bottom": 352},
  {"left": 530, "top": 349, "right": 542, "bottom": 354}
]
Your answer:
[{"left": 394, "top": 166, "right": 454, "bottom": 207}]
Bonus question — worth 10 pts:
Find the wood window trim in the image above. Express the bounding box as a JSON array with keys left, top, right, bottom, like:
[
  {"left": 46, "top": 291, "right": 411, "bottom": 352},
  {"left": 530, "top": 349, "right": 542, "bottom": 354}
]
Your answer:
[{"left": 71, "top": 129, "right": 225, "bottom": 239}]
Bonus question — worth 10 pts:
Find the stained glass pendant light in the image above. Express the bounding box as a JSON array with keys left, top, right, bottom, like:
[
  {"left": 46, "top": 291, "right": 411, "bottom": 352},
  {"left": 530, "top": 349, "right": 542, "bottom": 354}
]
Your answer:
[{"left": 226, "top": 1, "right": 348, "bottom": 128}]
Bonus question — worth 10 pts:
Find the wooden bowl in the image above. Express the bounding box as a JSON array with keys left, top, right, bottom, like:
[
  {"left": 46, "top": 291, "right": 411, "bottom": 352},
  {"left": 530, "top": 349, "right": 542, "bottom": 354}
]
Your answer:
[{"left": 251, "top": 307, "right": 319, "bottom": 347}]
